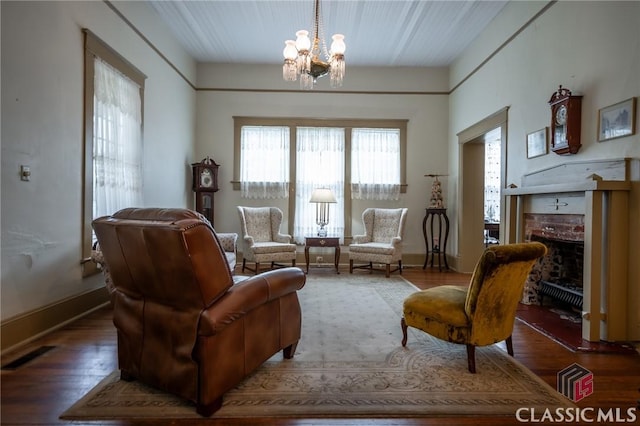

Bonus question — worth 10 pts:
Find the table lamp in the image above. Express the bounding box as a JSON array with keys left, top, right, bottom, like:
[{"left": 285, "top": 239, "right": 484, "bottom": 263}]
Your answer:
[{"left": 309, "top": 188, "right": 336, "bottom": 237}]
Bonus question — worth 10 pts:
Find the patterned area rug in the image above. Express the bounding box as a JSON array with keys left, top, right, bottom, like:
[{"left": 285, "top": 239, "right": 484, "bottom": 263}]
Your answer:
[{"left": 61, "top": 272, "right": 574, "bottom": 420}]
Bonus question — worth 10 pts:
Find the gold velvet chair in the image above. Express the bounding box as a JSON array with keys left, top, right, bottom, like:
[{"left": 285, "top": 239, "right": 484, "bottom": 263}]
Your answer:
[
  {"left": 237, "top": 206, "right": 297, "bottom": 274},
  {"left": 349, "top": 208, "right": 408, "bottom": 277},
  {"left": 401, "top": 242, "right": 547, "bottom": 373}
]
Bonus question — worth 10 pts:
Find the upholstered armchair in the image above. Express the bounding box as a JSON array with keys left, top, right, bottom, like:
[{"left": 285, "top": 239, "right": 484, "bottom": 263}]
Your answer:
[
  {"left": 92, "top": 208, "right": 306, "bottom": 416},
  {"left": 237, "top": 206, "right": 297, "bottom": 274},
  {"left": 216, "top": 232, "right": 238, "bottom": 271},
  {"left": 401, "top": 242, "right": 547, "bottom": 373},
  {"left": 349, "top": 208, "right": 408, "bottom": 277}
]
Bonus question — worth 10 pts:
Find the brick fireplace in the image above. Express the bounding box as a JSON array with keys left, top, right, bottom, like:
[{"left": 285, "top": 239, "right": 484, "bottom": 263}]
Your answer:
[
  {"left": 522, "top": 214, "right": 585, "bottom": 309},
  {"left": 504, "top": 159, "right": 635, "bottom": 342}
]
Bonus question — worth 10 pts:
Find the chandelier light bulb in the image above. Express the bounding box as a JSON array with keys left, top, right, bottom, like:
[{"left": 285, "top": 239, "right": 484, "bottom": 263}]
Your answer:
[
  {"left": 295, "top": 30, "right": 311, "bottom": 52},
  {"left": 283, "top": 40, "right": 297, "bottom": 60},
  {"left": 330, "top": 34, "right": 346, "bottom": 55}
]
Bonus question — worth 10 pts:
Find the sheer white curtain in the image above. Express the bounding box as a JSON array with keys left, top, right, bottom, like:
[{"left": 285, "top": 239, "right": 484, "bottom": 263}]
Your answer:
[
  {"left": 293, "top": 127, "right": 345, "bottom": 243},
  {"left": 484, "top": 137, "right": 501, "bottom": 222},
  {"left": 93, "top": 57, "right": 143, "bottom": 223},
  {"left": 240, "top": 126, "right": 290, "bottom": 198},
  {"left": 351, "top": 128, "right": 401, "bottom": 200}
]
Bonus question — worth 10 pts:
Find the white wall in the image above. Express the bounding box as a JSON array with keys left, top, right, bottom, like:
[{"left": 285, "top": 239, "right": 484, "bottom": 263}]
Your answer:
[
  {"left": 449, "top": 1, "right": 640, "bottom": 338},
  {"left": 1, "top": 1, "right": 197, "bottom": 321},
  {"left": 195, "top": 64, "right": 450, "bottom": 256}
]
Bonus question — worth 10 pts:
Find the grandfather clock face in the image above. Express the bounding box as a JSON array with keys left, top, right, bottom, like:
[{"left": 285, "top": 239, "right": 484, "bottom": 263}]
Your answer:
[{"left": 200, "top": 168, "right": 214, "bottom": 189}]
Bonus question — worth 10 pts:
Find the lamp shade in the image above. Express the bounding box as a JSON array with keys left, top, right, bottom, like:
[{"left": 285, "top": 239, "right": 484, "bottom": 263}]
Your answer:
[
  {"left": 330, "top": 34, "right": 346, "bottom": 55},
  {"left": 283, "top": 40, "right": 297, "bottom": 60},
  {"left": 309, "top": 188, "right": 337, "bottom": 203}
]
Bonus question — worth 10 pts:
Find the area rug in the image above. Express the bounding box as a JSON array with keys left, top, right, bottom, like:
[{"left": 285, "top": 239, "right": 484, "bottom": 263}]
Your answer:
[{"left": 61, "top": 272, "right": 574, "bottom": 420}]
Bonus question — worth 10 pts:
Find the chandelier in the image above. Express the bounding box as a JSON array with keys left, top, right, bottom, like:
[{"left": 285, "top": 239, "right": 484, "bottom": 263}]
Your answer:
[{"left": 282, "top": 0, "right": 346, "bottom": 90}]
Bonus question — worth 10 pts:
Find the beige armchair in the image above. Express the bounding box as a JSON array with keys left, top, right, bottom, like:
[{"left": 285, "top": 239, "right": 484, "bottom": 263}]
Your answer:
[
  {"left": 216, "top": 232, "right": 238, "bottom": 271},
  {"left": 237, "top": 206, "right": 297, "bottom": 274},
  {"left": 349, "top": 208, "right": 408, "bottom": 277}
]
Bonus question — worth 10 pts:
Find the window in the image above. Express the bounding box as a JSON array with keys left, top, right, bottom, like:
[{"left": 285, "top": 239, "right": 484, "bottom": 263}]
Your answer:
[
  {"left": 240, "top": 126, "right": 289, "bottom": 199},
  {"left": 233, "top": 117, "right": 407, "bottom": 241},
  {"left": 82, "top": 30, "right": 146, "bottom": 276},
  {"left": 351, "top": 128, "right": 401, "bottom": 200},
  {"left": 484, "top": 133, "right": 501, "bottom": 223},
  {"left": 294, "top": 127, "right": 345, "bottom": 243}
]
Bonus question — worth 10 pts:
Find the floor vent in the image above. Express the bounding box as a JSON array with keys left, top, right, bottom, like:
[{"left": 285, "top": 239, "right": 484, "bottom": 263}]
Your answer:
[{"left": 1, "top": 346, "right": 56, "bottom": 370}]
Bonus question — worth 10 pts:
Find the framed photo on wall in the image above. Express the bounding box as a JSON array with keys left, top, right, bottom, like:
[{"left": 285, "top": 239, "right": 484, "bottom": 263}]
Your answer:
[
  {"left": 526, "top": 127, "right": 548, "bottom": 159},
  {"left": 598, "top": 97, "right": 636, "bottom": 142}
]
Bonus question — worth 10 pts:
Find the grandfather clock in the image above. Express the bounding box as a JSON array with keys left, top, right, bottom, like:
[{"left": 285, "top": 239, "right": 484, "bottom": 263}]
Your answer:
[{"left": 191, "top": 157, "right": 219, "bottom": 226}]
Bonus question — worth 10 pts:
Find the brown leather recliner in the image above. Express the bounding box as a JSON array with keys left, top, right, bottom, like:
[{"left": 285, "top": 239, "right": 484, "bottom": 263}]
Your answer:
[{"left": 92, "top": 208, "right": 306, "bottom": 416}]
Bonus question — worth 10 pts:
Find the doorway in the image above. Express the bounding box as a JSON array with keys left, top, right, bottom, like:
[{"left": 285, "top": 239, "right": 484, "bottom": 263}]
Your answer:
[{"left": 457, "top": 108, "right": 508, "bottom": 272}]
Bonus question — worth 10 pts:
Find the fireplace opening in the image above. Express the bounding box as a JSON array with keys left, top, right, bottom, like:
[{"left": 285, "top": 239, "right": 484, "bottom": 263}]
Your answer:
[{"left": 522, "top": 213, "right": 585, "bottom": 322}]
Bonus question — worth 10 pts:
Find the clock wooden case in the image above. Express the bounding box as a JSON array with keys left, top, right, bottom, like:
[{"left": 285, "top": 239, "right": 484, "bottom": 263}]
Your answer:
[
  {"left": 548, "top": 85, "right": 582, "bottom": 155},
  {"left": 191, "top": 157, "right": 219, "bottom": 225}
]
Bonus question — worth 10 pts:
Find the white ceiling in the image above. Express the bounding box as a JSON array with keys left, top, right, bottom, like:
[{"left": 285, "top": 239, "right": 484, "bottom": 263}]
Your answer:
[{"left": 147, "top": 0, "right": 508, "bottom": 67}]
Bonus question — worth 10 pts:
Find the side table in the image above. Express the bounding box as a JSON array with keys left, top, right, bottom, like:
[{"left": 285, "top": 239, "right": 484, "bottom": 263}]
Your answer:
[
  {"left": 422, "top": 208, "right": 450, "bottom": 271},
  {"left": 304, "top": 236, "right": 340, "bottom": 274}
]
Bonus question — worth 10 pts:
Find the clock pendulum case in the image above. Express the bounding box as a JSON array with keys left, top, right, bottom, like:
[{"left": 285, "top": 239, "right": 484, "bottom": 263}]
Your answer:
[
  {"left": 191, "top": 157, "right": 219, "bottom": 226},
  {"left": 548, "top": 85, "right": 583, "bottom": 155}
]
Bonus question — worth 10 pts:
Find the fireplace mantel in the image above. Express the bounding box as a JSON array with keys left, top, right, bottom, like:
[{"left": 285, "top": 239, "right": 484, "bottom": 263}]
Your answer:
[{"left": 504, "top": 158, "right": 637, "bottom": 342}]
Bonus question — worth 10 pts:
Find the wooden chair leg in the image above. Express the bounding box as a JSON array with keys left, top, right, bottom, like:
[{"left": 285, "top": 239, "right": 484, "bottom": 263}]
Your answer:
[
  {"left": 349, "top": 259, "right": 353, "bottom": 273},
  {"left": 254, "top": 262, "right": 260, "bottom": 275},
  {"left": 120, "top": 370, "right": 134, "bottom": 381},
  {"left": 385, "top": 264, "right": 390, "bottom": 277},
  {"left": 401, "top": 317, "right": 408, "bottom": 347},
  {"left": 242, "top": 258, "right": 247, "bottom": 273},
  {"left": 283, "top": 341, "right": 298, "bottom": 359},
  {"left": 506, "top": 335, "right": 514, "bottom": 356},
  {"left": 466, "top": 344, "right": 476, "bottom": 373},
  {"left": 398, "top": 260, "right": 403, "bottom": 275},
  {"left": 368, "top": 262, "right": 373, "bottom": 274}
]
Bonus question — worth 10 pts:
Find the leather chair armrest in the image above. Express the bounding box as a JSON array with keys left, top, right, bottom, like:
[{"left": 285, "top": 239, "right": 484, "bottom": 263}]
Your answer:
[{"left": 199, "top": 267, "right": 305, "bottom": 336}]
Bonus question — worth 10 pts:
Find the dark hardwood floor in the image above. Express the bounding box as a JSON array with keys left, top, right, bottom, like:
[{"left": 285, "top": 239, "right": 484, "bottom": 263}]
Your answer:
[{"left": 2, "top": 266, "right": 639, "bottom": 425}]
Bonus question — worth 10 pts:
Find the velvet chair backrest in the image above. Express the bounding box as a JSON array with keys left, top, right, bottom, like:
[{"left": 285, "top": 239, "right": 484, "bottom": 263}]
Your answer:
[{"left": 464, "top": 242, "right": 547, "bottom": 345}]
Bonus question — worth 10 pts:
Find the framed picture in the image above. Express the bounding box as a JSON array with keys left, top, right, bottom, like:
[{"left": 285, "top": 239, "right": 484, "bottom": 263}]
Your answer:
[
  {"left": 526, "top": 127, "right": 548, "bottom": 159},
  {"left": 598, "top": 97, "right": 637, "bottom": 142}
]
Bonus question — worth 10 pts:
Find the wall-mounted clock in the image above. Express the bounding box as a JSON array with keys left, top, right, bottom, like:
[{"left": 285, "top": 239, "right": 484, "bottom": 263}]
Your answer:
[
  {"left": 548, "top": 85, "right": 583, "bottom": 155},
  {"left": 191, "top": 157, "right": 219, "bottom": 225}
]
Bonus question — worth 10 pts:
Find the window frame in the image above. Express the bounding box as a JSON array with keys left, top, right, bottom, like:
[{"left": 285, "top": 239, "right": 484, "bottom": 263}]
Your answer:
[
  {"left": 232, "top": 116, "right": 408, "bottom": 240},
  {"left": 81, "top": 29, "right": 146, "bottom": 276}
]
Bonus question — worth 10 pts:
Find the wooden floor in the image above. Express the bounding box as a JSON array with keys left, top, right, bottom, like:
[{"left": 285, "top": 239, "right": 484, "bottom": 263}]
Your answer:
[{"left": 2, "top": 266, "right": 639, "bottom": 426}]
